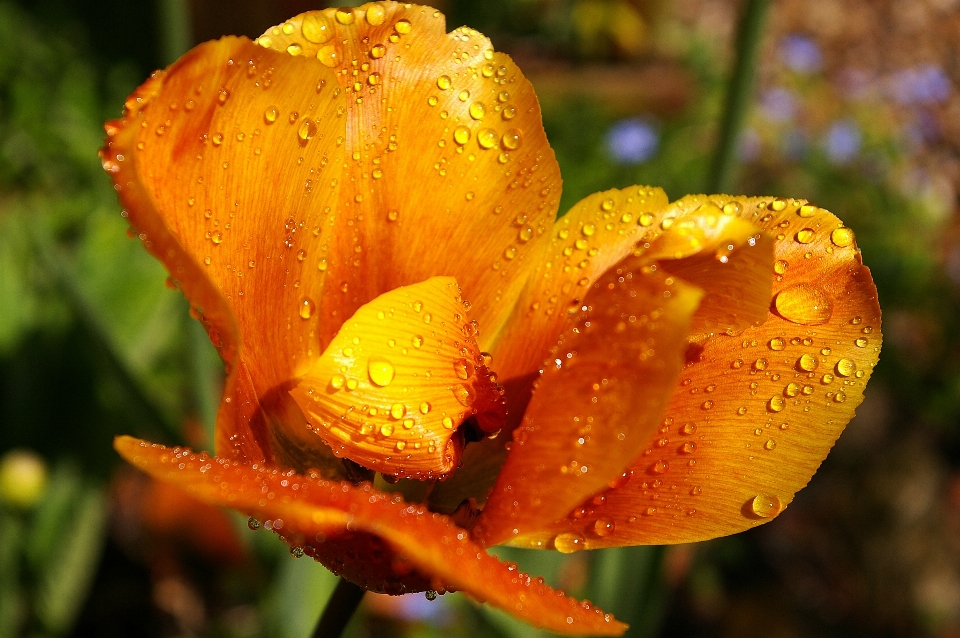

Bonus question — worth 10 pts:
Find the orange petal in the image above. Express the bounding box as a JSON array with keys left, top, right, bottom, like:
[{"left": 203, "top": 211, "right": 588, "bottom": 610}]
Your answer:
[
  {"left": 639, "top": 210, "right": 774, "bottom": 343},
  {"left": 490, "top": 186, "right": 670, "bottom": 382},
  {"left": 101, "top": 37, "right": 346, "bottom": 464},
  {"left": 505, "top": 196, "right": 881, "bottom": 548},
  {"left": 115, "top": 436, "right": 627, "bottom": 636},
  {"left": 289, "top": 277, "right": 504, "bottom": 479},
  {"left": 426, "top": 187, "right": 670, "bottom": 513},
  {"left": 474, "top": 267, "right": 703, "bottom": 546},
  {"left": 257, "top": 5, "right": 563, "bottom": 350}
]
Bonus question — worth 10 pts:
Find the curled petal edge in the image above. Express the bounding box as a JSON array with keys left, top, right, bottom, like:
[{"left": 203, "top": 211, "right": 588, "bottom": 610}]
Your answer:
[{"left": 114, "top": 436, "right": 627, "bottom": 636}]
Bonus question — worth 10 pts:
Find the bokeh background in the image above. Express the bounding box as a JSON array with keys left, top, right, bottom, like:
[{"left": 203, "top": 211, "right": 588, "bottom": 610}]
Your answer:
[{"left": 1, "top": 0, "right": 959, "bottom": 636}]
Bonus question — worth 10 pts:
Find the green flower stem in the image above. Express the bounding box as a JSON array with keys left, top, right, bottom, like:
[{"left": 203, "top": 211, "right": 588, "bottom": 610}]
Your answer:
[
  {"left": 591, "top": 545, "right": 667, "bottom": 638},
  {"left": 29, "top": 225, "right": 182, "bottom": 444},
  {"left": 707, "top": 0, "right": 772, "bottom": 193},
  {"left": 158, "top": 0, "right": 193, "bottom": 65},
  {"left": 312, "top": 577, "right": 365, "bottom": 638}
]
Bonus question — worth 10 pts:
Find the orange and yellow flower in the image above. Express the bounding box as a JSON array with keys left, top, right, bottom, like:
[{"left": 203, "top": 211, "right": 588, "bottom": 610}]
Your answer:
[{"left": 100, "top": 3, "right": 881, "bottom": 634}]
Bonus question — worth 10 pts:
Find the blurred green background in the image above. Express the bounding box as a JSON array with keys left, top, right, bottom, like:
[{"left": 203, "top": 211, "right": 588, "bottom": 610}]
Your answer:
[{"left": 1, "top": 0, "right": 959, "bottom": 636}]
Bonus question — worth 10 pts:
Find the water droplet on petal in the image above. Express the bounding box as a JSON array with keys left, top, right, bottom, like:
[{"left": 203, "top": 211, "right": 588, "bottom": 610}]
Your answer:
[
  {"left": 453, "top": 384, "right": 475, "bottom": 406},
  {"left": 453, "top": 126, "right": 470, "bottom": 145},
  {"left": 368, "top": 358, "right": 395, "bottom": 386},
  {"left": 302, "top": 14, "right": 334, "bottom": 43},
  {"left": 835, "top": 358, "right": 856, "bottom": 377},
  {"left": 797, "top": 353, "right": 818, "bottom": 371},
  {"left": 774, "top": 283, "right": 834, "bottom": 325},
  {"left": 501, "top": 129, "right": 522, "bottom": 150},
  {"left": 299, "top": 297, "right": 315, "bottom": 319},
  {"left": 554, "top": 532, "right": 585, "bottom": 553},
  {"left": 298, "top": 119, "right": 318, "bottom": 142},
  {"left": 750, "top": 494, "right": 782, "bottom": 518},
  {"left": 469, "top": 102, "right": 485, "bottom": 120},
  {"left": 317, "top": 45, "right": 339, "bottom": 67},
  {"left": 831, "top": 227, "right": 854, "bottom": 247},
  {"left": 592, "top": 518, "right": 615, "bottom": 537},
  {"left": 477, "top": 128, "right": 498, "bottom": 149},
  {"left": 365, "top": 3, "right": 386, "bottom": 26},
  {"left": 335, "top": 8, "right": 355, "bottom": 24}
]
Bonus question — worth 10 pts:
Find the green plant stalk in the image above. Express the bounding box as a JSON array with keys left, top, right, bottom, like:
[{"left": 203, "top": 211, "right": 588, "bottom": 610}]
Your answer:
[
  {"left": 312, "top": 577, "right": 365, "bottom": 638},
  {"left": 591, "top": 545, "right": 667, "bottom": 638},
  {"left": 158, "top": 0, "right": 193, "bottom": 65},
  {"left": 706, "top": 0, "right": 773, "bottom": 193}
]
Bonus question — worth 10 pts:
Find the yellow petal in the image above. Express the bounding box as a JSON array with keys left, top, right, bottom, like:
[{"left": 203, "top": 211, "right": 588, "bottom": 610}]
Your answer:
[
  {"left": 101, "top": 37, "right": 346, "bottom": 464},
  {"left": 506, "top": 196, "right": 881, "bottom": 548},
  {"left": 115, "top": 436, "right": 627, "bottom": 636},
  {"left": 289, "top": 277, "right": 504, "bottom": 479},
  {"left": 258, "top": 4, "right": 563, "bottom": 350},
  {"left": 474, "top": 267, "right": 703, "bottom": 546}
]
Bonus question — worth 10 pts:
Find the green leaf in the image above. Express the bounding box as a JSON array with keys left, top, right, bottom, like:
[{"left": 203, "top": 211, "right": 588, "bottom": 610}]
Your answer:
[
  {"left": 0, "top": 512, "right": 24, "bottom": 638},
  {"left": 262, "top": 556, "right": 340, "bottom": 638},
  {"left": 33, "top": 486, "right": 107, "bottom": 635},
  {"left": 24, "top": 464, "right": 82, "bottom": 573}
]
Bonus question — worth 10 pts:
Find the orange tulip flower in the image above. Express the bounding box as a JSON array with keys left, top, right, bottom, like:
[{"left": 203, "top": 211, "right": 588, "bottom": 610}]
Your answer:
[{"left": 101, "top": 2, "right": 881, "bottom": 634}]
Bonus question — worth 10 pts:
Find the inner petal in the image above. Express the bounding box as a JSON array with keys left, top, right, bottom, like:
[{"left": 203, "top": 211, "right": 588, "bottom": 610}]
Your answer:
[{"left": 289, "top": 276, "right": 505, "bottom": 479}]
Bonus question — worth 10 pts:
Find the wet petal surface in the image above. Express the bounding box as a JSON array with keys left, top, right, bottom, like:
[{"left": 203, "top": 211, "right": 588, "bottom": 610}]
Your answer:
[
  {"left": 506, "top": 196, "right": 881, "bottom": 548},
  {"left": 258, "top": 4, "right": 562, "bottom": 350},
  {"left": 115, "top": 436, "right": 627, "bottom": 636},
  {"left": 491, "top": 186, "right": 670, "bottom": 382},
  {"left": 290, "top": 277, "right": 504, "bottom": 479},
  {"left": 475, "top": 267, "right": 702, "bottom": 546},
  {"left": 101, "top": 37, "right": 346, "bottom": 463}
]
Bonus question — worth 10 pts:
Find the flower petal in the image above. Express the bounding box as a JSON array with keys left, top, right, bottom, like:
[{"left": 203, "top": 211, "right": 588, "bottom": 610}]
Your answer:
[
  {"left": 504, "top": 196, "right": 881, "bottom": 548},
  {"left": 101, "top": 37, "right": 346, "bottom": 465},
  {"left": 256, "top": 4, "right": 563, "bottom": 350},
  {"left": 638, "top": 209, "right": 774, "bottom": 343},
  {"left": 474, "top": 267, "right": 703, "bottom": 546},
  {"left": 114, "top": 436, "right": 627, "bottom": 636},
  {"left": 289, "top": 276, "right": 504, "bottom": 479},
  {"left": 426, "top": 187, "right": 670, "bottom": 513},
  {"left": 490, "top": 186, "right": 670, "bottom": 382},
  {"left": 472, "top": 198, "right": 775, "bottom": 544}
]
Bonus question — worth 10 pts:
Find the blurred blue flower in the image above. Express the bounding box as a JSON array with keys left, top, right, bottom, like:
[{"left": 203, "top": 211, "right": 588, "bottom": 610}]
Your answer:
[
  {"left": 889, "top": 65, "right": 951, "bottom": 105},
  {"left": 605, "top": 117, "right": 659, "bottom": 164},
  {"left": 824, "top": 120, "right": 861, "bottom": 164},
  {"left": 781, "top": 34, "right": 822, "bottom": 74},
  {"left": 759, "top": 87, "right": 799, "bottom": 122}
]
